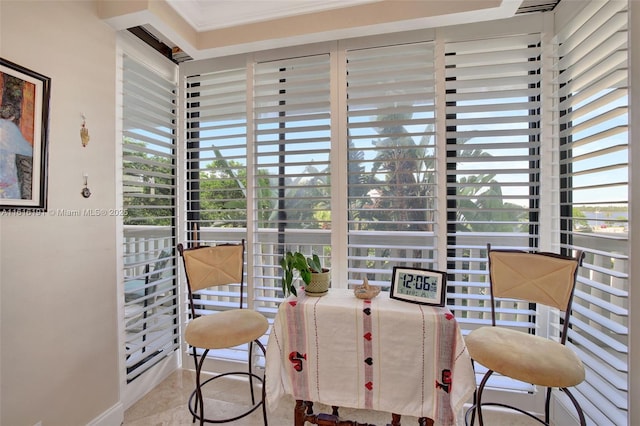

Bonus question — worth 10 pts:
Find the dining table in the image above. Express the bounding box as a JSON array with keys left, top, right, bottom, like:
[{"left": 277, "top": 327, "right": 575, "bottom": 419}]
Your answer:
[{"left": 265, "top": 288, "right": 476, "bottom": 425}]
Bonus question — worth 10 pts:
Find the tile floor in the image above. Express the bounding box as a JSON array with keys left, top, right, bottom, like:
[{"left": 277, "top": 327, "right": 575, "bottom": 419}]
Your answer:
[{"left": 123, "top": 369, "right": 540, "bottom": 425}]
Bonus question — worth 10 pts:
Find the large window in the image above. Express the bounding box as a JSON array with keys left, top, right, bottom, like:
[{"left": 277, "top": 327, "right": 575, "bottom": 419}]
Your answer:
[
  {"left": 181, "top": 33, "right": 546, "bottom": 358},
  {"left": 177, "top": 4, "right": 630, "bottom": 423}
]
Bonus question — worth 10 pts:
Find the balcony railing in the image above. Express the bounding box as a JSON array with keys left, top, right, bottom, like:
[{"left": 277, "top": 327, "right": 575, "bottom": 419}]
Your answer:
[{"left": 122, "top": 225, "right": 629, "bottom": 391}]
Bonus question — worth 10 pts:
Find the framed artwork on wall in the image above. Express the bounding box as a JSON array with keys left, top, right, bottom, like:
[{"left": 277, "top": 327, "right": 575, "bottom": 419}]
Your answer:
[{"left": 0, "top": 57, "right": 50, "bottom": 211}]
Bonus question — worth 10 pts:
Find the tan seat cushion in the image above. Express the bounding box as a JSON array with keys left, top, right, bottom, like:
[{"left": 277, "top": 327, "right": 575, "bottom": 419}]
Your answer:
[
  {"left": 466, "top": 326, "right": 585, "bottom": 388},
  {"left": 185, "top": 309, "right": 269, "bottom": 350}
]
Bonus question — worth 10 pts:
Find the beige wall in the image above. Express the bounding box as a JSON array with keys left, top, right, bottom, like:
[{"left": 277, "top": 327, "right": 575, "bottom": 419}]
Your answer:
[{"left": 0, "top": 1, "right": 120, "bottom": 425}]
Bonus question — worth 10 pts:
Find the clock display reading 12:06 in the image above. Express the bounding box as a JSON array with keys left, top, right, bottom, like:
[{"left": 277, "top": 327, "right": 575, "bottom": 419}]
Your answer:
[
  {"left": 390, "top": 267, "right": 446, "bottom": 306},
  {"left": 397, "top": 271, "right": 439, "bottom": 298}
]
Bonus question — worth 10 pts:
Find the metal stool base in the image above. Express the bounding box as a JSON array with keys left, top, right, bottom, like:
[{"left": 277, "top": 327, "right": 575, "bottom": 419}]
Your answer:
[{"left": 188, "top": 371, "right": 266, "bottom": 425}]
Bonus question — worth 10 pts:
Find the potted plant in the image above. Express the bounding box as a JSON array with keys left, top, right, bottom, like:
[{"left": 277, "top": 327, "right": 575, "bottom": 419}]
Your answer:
[{"left": 280, "top": 251, "right": 330, "bottom": 297}]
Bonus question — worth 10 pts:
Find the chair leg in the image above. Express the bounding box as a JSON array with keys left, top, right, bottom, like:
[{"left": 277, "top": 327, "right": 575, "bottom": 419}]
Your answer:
[
  {"left": 195, "top": 348, "right": 209, "bottom": 426},
  {"left": 561, "top": 388, "right": 587, "bottom": 426},
  {"left": 191, "top": 346, "right": 200, "bottom": 424},
  {"left": 248, "top": 341, "right": 256, "bottom": 405},
  {"left": 466, "top": 388, "right": 477, "bottom": 425},
  {"left": 544, "top": 386, "right": 586, "bottom": 426},
  {"left": 545, "top": 387, "right": 552, "bottom": 424},
  {"left": 466, "top": 359, "right": 477, "bottom": 426},
  {"left": 468, "top": 375, "right": 585, "bottom": 426},
  {"left": 187, "top": 342, "right": 268, "bottom": 425},
  {"left": 255, "top": 339, "right": 269, "bottom": 426},
  {"left": 475, "top": 369, "right": 494, "bottom": 426}
]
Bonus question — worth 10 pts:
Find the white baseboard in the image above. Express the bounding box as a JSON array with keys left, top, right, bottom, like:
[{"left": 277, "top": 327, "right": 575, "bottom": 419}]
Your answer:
[
  {"left": 87, "top": 401, "right": 124, "bottom": 426},
  {"left": 86, "top": 352, "right": 180, "bottom": 426},
  {"left": 123, "top": 351, "right": 180, "bottom": 410}
]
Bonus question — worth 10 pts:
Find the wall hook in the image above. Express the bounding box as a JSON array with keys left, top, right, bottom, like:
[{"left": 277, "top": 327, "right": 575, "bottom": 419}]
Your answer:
[{"left": 81, "top": 173, "right": 91, "bottom": 198}]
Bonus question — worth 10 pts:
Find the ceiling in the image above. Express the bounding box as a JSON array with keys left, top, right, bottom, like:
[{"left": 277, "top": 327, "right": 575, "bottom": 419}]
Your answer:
[
  {"left": 101, "top": 0, "right": 560, "bottom": 62},
  {"left": 165, "top": 0, "right": 559, "bottom": 32},
  {"left": 165, "top": 0, "right": 384, "bottom": 32}
]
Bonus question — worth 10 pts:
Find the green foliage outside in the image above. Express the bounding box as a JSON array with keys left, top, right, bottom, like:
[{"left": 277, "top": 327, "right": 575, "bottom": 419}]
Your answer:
[
  {"left": 125, "top": 111, "right": 532, "bottom": 233},
  {"left": 122, "top": 138, "right": 174, "bottom": 226}
]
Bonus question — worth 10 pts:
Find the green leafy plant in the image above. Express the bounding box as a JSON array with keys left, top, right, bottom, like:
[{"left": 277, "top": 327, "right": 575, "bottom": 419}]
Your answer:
[{"left": 280, "top": 252, "right": 324, "bottom": 296}]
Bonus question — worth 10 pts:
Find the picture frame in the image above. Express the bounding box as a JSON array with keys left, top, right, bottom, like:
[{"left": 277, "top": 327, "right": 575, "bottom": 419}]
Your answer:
[
  {"left": 389, "top": 266, "right": 446, "bottom": 306},
  {"left": 0, "top": 58, "right": 51, "bottom": 211}
]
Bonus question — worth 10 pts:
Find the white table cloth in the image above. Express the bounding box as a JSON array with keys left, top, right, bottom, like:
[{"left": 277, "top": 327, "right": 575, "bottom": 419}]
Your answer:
[{"left": 265, "top": 288, "right": 475, "bottom": 425}]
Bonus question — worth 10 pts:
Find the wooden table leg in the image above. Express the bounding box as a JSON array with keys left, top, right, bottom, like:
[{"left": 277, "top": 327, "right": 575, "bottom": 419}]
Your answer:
[
  {"left": 390, "top": 413, "right": 401, "bottom": 426},
  {"left": 295, "top": 400, "right": 307, "bottom": 426},
  {"left": 295, "top": 400, "right": 433, "bottom": 426}
]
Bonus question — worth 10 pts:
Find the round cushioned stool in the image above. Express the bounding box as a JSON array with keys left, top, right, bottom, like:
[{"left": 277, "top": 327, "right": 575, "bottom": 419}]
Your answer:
[
  {"left": 186, "top": 310, "right": 269, "bottom": 425},
  {"left": 179, "top": 241, "right": 269, "bottom": 426},
  {"left": 465, "top": 245, "right": 586, "bottom": 426}
]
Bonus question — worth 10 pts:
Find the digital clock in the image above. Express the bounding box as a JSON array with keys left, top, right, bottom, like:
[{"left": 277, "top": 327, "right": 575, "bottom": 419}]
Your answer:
[{"left": 389, "top": 267, "right": 446, "bottom": 306}]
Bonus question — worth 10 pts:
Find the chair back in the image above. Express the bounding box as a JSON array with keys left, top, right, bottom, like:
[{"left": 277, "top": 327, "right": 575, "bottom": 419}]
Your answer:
[
  {"left": 178, "top": 241, "right": 245, "bottom": 292},
  {"left": 487, "top": 244, "right": 583, "bottom": 341}
]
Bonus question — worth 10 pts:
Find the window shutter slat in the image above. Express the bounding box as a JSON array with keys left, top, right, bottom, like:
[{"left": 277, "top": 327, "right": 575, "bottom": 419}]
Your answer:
[
  {"left": 444, "top": 34, "right": 542, "bottom": 400},
  {"left": 554, "top": 1, "right": 629, "bottom": 423},
  {"left": 346, "top": 41, "right": 437, "bottom": 288},
  {"left": 122, "top": 54, "right": 179, "bottom": 383}
]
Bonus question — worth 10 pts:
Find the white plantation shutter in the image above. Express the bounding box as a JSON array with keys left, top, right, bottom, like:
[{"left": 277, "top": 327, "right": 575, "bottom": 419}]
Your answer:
[
  {"left": 183, "top": 65, "right": 251, "bottom": 362},
  {"left": 122, "top": 53, "right": 179, "bottom": 383},
  {"left": 252, "top": 54, "right": 332, "bottom": 309},
  {"left": 185, "top": 67, "right": 248, "bottom": 234},
  {"left": 345, "top": 42, "right": 438, "bottom": 287},
  {"left": 553, "top": 1, "right": 629, "bottom": 424},
  {"left": 182, "top": 54, "right": 333, "bottom": 361},
  {"left": 444, "top": 33, "right": 542, "bottom": 392}
]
